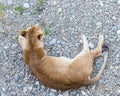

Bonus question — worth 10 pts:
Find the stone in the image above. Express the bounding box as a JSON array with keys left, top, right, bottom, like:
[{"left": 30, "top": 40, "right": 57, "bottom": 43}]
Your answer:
[
  {"left": 14, "top": 74, "right": 19, "bottom": 81},
  {"left": 112, "top": 16, "right": 116, "bottom": 20},
  {"left": 89, "top": 42, "right": 95, "bottom": 49},
  {"left": 41, "top": 85, "right": 45, "bottom": 89},
  {"left": 63, "top": 90, "right": 69, "bottom": 96},
  {"left": 7, "top": 0, "right": 12, "bottom": 5},
  {"left": 23, "top": 87, "right": 28, "bottom": 93},
  {"left": 49, "top": 92, "right": 56, "bottom": 96},
  {"left": 79, "top": 39, "right": 83, "bottom": 44},
  {"left": 118, "top": 0, "right": 120, "bottom": 4},
  {"left": 81, "top": 90, "right": 88, "bottom": 96},
  {"left": 4, "top": 46, "right": 9, "bottom": 49},
  {"left": 1, "top": 92, "right": 6, "bottom": 96},
  {"left": 76, "top": 93, "right": 79, "bottom": 96},
  {"left": 29, "top": 86, "right": 32, "bottom": 91},
  {"left": 92, "top": 85, "right": 96, "bottom": 90},
  {"left": 50, "top": 39, "right": 56, "bottom": 45},
  {"left": 99, "top": 0, "right": 104, "bottom": 6},
  {"left": 105, "top": 87, "right": 111, "bottom": 91},
  {"left": 96, "top": 22, "right": 102, "bottom": 28},
  {"left": 50, "top": 88, "right": 57, "bottom": 92},
  {"left": 2, "top": 87, "right": 5, "bottom": 91},
  {"left": 58, "top": 8, "right": 62, "bottom": 13},
  {"left": 51, "top": 1, "right": 57, "bottom": 6},
  {"left": 58, "top": 94, "right": 63, "bottom": 96},
  {"left": 35, "top": 81, "right": 39, "bottom": 85},
  {"left": 23, "top": 3, "right": 30, "bottom": 8},
  {"left": 117, "top": 90, "right": 120, "bottom": 94},
  {"left": 117, "top": 30, "right": 120, "bottom": 37}
]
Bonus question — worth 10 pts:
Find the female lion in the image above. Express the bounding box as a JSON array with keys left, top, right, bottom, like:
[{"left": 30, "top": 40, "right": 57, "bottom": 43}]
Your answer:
[{"left": 18, "top": 24, "right": 108, "bottom": 90}]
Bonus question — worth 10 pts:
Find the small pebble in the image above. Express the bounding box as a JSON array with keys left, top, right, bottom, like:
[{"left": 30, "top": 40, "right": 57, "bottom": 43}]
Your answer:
[
  {"left": 23, "top": 87, "right": 28, "bottom": 93},
  {"left": 50, "top": 39, "right": 57, "bottom": 45},
  {"left": 2, "top": 87, "right": 5, "bottom": 91},
  {"left": 14, "top": 74, "right": 19, "bottom": 81},
  {"left": 51, "top": 1, "right": 57, "bottom": 6},
  {"left": 35, "top": 81, "right": 39, "bottom": 85},
  {"left": 7, "top": 0, "right": 12, "bottom": 5},
  {"left": 92, "top": 85, "right": 96, "bottom": 90},
  {"left": 58, "top": 94, "right": 63, "bottom": 96},
  {"left": 118, "top": 0, "right": 120, "bottom": 4},
  {"left": 89, "top": 42, "right": 95, "bottom": 49},
  {"left": 117, "top": 90, "right": 120, "bottom": 93},
  {"left": 96, "top": 22, "right": 102, "bottom": 28},
  {"left": 112, "top": 16, "right": 116, "bottom": 20},
  {"left": 79, "top": 39, "right": 83, "bottom": 44},
  {"left": 117, "top": 30, "right": 120, "bottom": 36},
  {"left": 99, "top": 0, "right": 104, "bottom": 6},
  {"left": 28, "top": 86, "right": 32, "bottom": 91},
  {"left": 41, "top": 85, "right": 45, "bottom": 89},
  {"left": 76, "top": 93, "right": 79, "bottom": 96},
  {"left": 63, "top": 90, "right": 69, "bottom": 96},
  {"left": 23, "top": 3, "right": 30, "bottom": 8},
  {"left": 105, "top": 87, "right": 111, "bottom": 91},
  {"left": 81, "top": 90, "right": 88, "bottom": 96},
  {"left": 49, "top": 92, "right": 56, "bottom": 96},
  {"left": 4, "top": 46, "right": 9, "bottom": 49},
  {"left": 50, "top": 88, "right": 57, "bottom": 92},
  {"left": 1, "top": 92, "right": 6, "bottom": 96},
  {"left": 58, "top": 8, "right": 62, "bottom": 13}
]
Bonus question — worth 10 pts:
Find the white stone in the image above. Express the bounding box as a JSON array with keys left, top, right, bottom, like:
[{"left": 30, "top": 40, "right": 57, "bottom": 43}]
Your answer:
[
  {"left": 117, "top": 90, "right": 120, "bottom": 93},
  {"left": 7, "top": 0, "right": 12, "bottom": 5},
  {"left": 79, "top": 39, "right": 83, "bottom": 44},
  {"left": 117, "top": 30, "right": 120, "bottom": 36},
  {"left": 105, "top": 87, "right": 111, "bottom": 91},
  {"left": 112, "top": 16, "right": 116, "bottom": 20},
  {"left": 23, "top": 3, "right": 30, "bottom": 8},
  {"left": 76, "top": 94, "right": 79, "bottom": 96},
  {"left": 92, "top": 85, "right": 96, "bottom": 90},
  {"left": 23, "top": 87, "right": 28, "bottom": 93},
  {"left": 51, "top": 1, "right": 57, "bottom": 6},
  {"left": 58, "top": 8, "right": 62, "bottom": 13},
  {"left": 98, "top": 0, "right": 104, "bottom": 6},
  {"left": 89, "top": 42, "right": 95, "bottom": 49},
  {"left": 36, "top": 81, "right": 39, "bottom": 85},
  {"left": 50, "top": 88, "right": 57, "bottom": 92},
  {"left": 81, "top": 90, "right": 88, "bottom": 96},
  {"left": 2, "top": 88, "right": 5, "bottom": 91},
  {"left": 41, "top": 85, "right": 45, "bottom": 89},
  {"left": 49, "top": 92, "right": 56, "bottom": 96},
  {"left": 50, "top": 39, "right": 56, "bottom": 45},
  {"left": 63, "top": 90, "right": 69, "bottom": 96},
  {"left": 118, "top": 0, "right": 120, "bottom": 4},
  {"left": 28, "top": 86, "right": 32, "bottom": 91},
  {"left": 58, "top": 94, "right": 63, "bottom": 96},
  {"left": 4, "top": 46, "right": 9, "bottom": 49},
  {"left": 96, "top": 22, "right": 102, "bottom": 28}
]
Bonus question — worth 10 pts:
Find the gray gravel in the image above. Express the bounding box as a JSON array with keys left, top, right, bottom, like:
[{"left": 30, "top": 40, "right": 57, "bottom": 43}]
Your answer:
[{"left": 0, "top": 0, "right": 120, "bottom": 96}]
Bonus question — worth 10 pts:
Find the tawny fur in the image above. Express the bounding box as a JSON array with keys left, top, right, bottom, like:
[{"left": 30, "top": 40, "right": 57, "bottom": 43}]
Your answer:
[{"left": 18, "top": 24, "right": 108, "bottom": 90}]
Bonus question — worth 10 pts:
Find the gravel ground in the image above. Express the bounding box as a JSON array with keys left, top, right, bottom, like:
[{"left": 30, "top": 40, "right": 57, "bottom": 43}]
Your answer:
[{"left": 0, "top": 0, "right": 120, "bottom": 96}]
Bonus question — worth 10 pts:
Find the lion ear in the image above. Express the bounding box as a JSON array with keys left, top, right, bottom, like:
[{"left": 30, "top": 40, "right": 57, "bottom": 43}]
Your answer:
[
  {"left": 20, "top": 30, "right": 27, "bottom": 37},
  {"left": 37, "top": 33, "right": 44, "bottom": 41}
]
